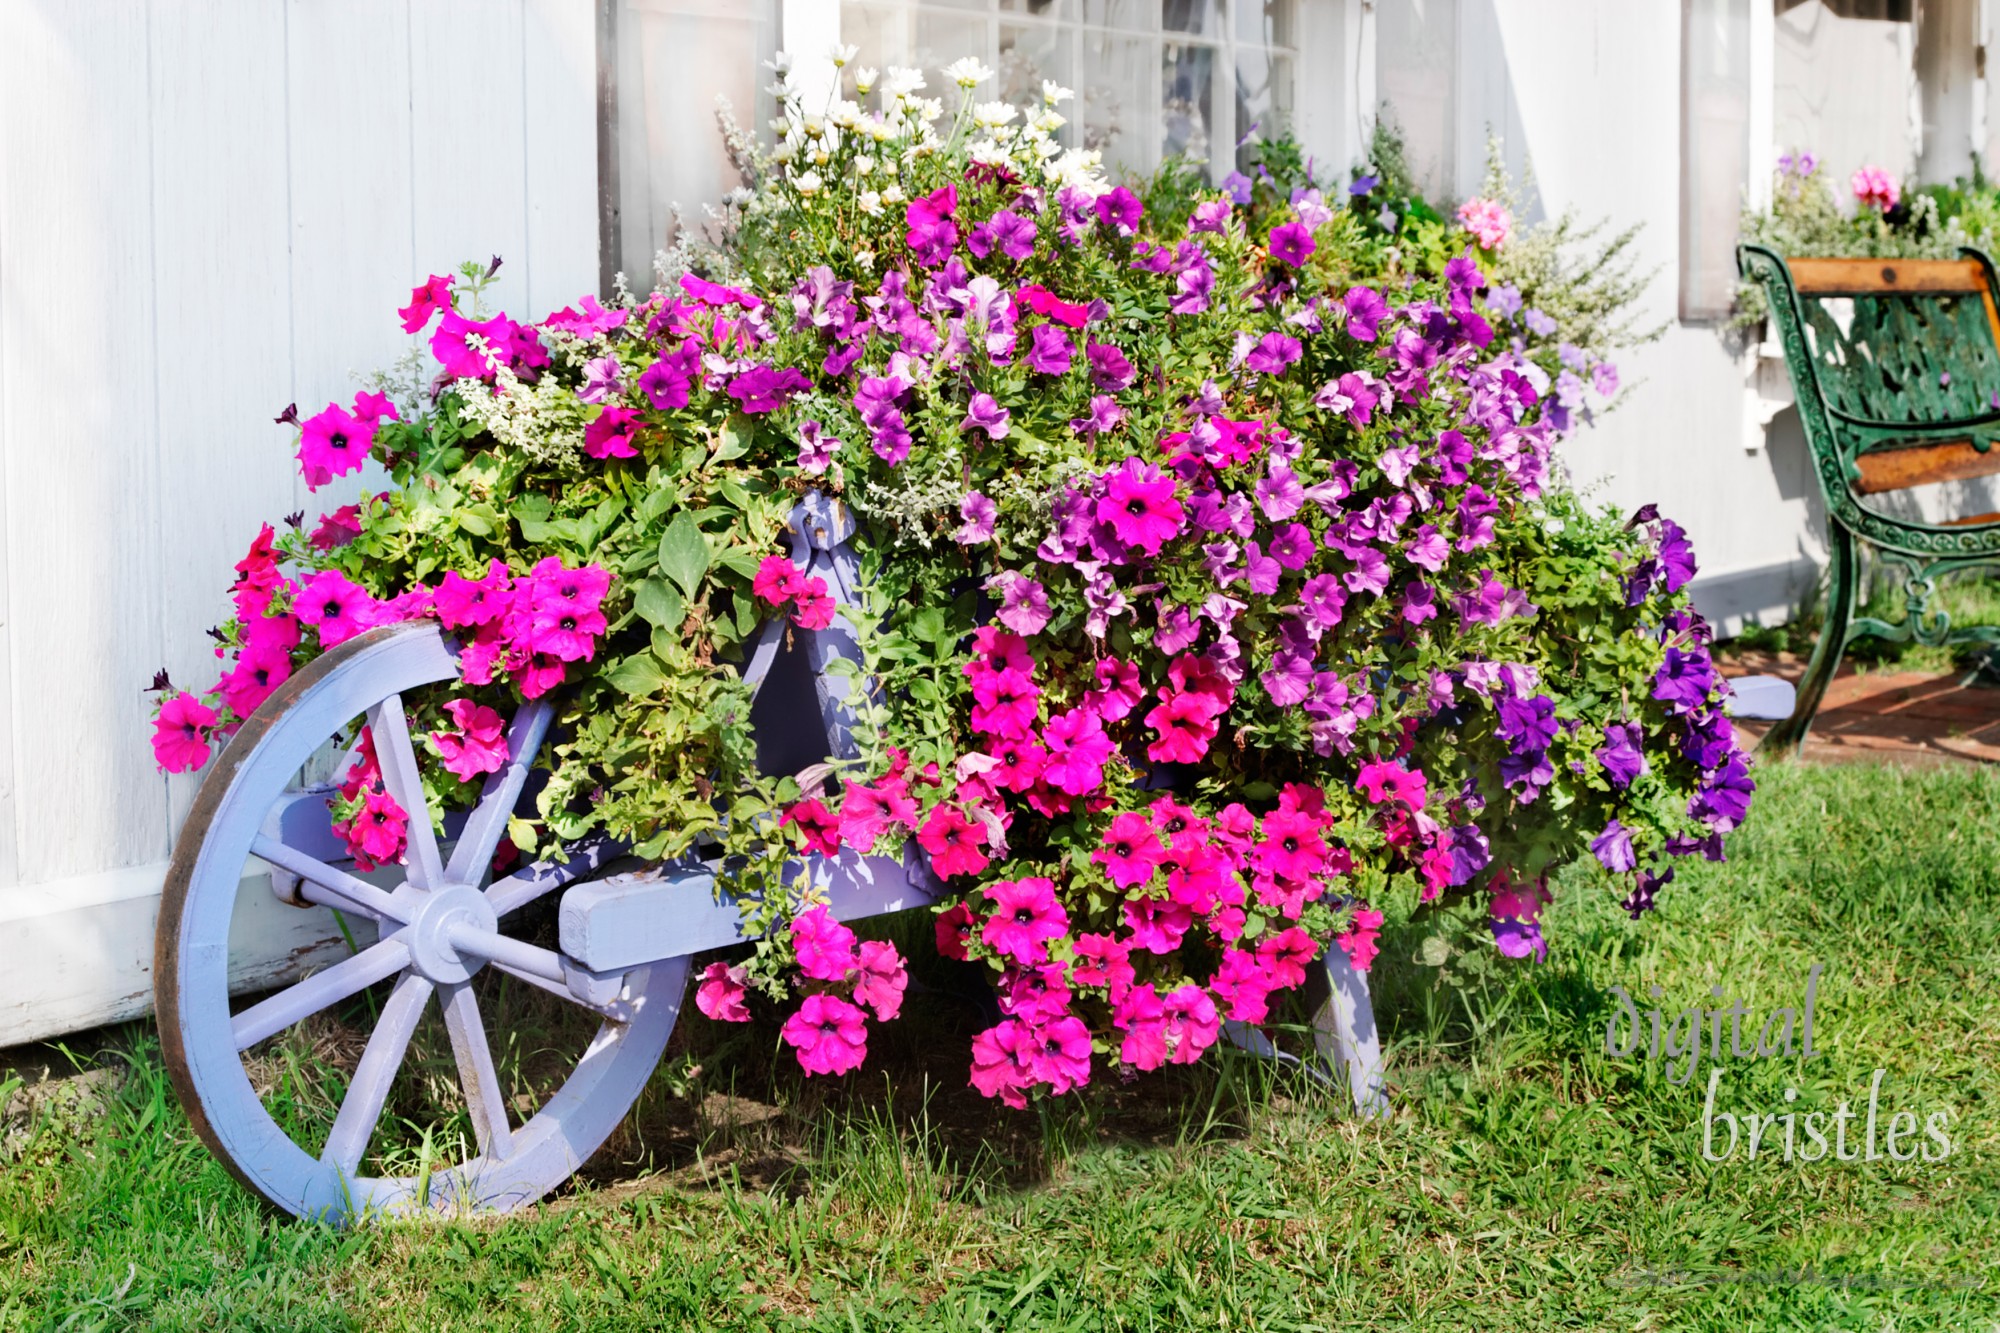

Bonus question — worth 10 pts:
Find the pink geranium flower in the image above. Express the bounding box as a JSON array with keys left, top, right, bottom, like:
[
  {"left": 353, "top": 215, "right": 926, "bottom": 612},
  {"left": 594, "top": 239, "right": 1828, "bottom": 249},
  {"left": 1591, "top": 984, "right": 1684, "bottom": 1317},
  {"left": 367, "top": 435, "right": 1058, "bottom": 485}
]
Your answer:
[
  {"left": 431, "top": 699, "right": 508, "bottom": 783},
  {"left": 1456, "top": 197, "right": 1512, "bottom": 249},
  {"left": 791, "top": 904, "right": 858, "bottom": 981},
  {"left": 1092, "top": 811, "right": 1163, "bottom": 888},
  {"left": 295, "top": 570, "right": 377, "bottom": 648},
  {"left": 152, "top": 693, "right": 218, "bottom": 773},
  {"left": 297, "top": 403, "right": 374, "bottom": 491},
  {"left": 981, "top": 877, "right": 1068, "bottom": 964},
  {"left": 853, "top": 939, "right": 908, "bottom": 1021},
  {"left": 695, "top": 961, "right": 751, "bottom": 1022},
  {"left": 918, "top": 803, "right": 992, "bottom": 879},
  {"left": 783, "top": 993, "right": 869, "bottom": 1076},
  {"left": 1097, "top": 457, "right": 1183, "bottom": 555}
]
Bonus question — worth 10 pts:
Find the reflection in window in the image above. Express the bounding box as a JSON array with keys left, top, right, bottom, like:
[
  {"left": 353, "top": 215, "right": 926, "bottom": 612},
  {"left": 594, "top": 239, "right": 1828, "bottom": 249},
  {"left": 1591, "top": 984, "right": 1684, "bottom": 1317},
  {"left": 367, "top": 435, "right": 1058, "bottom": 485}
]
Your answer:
[{"left": 839, "top": 0, "right": 1295, "bottom": 180}]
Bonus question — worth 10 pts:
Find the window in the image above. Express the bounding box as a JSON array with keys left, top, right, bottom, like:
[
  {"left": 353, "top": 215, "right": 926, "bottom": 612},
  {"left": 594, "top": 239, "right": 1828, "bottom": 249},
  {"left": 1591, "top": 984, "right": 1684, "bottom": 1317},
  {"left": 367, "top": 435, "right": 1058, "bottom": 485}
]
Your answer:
[
  {"left": 1374, "top": 0, "right": 1458, "bottom": 201},
  {"left": 838, "top": 0, "right": 1296, "bottom": 179},
  {"left": 1681, "top": 0, "right": 1753, "bottom": 322}
]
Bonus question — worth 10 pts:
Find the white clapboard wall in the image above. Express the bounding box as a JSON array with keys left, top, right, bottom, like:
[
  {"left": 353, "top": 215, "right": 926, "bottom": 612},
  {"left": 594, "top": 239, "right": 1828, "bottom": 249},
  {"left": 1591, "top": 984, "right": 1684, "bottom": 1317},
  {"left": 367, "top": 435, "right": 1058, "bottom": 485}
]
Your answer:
[{"left": 0, "top": 0, "right": 599, "bottom": 1046}]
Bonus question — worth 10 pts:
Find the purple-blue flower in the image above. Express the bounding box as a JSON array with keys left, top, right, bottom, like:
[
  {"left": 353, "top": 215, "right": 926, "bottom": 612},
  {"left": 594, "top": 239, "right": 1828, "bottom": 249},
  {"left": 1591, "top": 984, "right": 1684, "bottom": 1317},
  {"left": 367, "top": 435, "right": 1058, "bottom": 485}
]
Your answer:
[
  {"left": 961, "top": 392, "right": 1011, "bottom": 441},
  {"left": 1590, "top": 819, "right": 1637, "bottom": 873},
  {"left": 1087, "top": 341, "right": 1135, "bottom": 392},
  {"left": 1596, "top": 721, "right": 1647, "bottom": 787},
  {"left": 1343, "top": 286, "right": 1389, "bottom": 342}
]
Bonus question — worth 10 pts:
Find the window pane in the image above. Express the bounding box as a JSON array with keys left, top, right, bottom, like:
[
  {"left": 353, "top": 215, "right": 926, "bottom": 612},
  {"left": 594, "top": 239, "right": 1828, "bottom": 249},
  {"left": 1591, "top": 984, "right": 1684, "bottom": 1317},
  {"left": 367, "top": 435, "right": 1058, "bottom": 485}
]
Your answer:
[
  {"left": 1081, "top": 31, "right": 1153, "bottom": 174},
  {"left": 1681, "top": 0, "right": 1751, "bottom": 321},
  {"left": 1001, "top": 22, "right": 1073, "bottom": 132},
  {"left": 841, "top": 2, "right": 912, "bottom": 81},
  {"left": 1236, "top": 49, "right": 1293, "bottom": 171},
  {"left": 1001, "top": 0, "right": 1073, "bottom": 16},
  {"left": 1237, "top": 0, "right": 1294, "bottom": 49},
  {"left": 1162, "top": 40, "right": 1217, "bottom": 173},
  {"left": 916, "top": 11, "right": 992, "bottom": 72},
  {"left": 1376, "top": 0, "right": 1457, "bottom": 199},
  {"left": 1081, "top": 0, "right": 1157, "bottom": 29},
  {"left": 1163, "top": 0, "right": 1223, "bottom": 38}
]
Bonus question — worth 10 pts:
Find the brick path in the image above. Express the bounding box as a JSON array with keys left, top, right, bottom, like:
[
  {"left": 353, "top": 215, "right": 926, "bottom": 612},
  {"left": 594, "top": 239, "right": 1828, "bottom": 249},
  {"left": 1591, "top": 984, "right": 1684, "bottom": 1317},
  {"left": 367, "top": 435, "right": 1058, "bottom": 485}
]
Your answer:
[{"left": 1723, "top": 650, "right": 2000, "bottom": 766}]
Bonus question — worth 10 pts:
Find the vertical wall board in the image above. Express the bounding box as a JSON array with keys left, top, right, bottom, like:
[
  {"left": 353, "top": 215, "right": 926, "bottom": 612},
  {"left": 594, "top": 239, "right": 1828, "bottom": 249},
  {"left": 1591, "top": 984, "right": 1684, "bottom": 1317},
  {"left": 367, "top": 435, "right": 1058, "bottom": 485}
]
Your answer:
[
  {"left": 0, "top": 2, "right": 169, "bottom": 884},
  {"left": 411, "top": 0, "right": 532, "bottom": 319},
  {"left": 285, "top": 0, "right": 416, "bottom": 524},
  {"left": 523, "top": 0, "right": 601, "bottom": 313},
  {"left": 150, "top": 2, "right": 301, "bottom": 842},
  {"left": 0, "top": 6, "right": 17, "bottom": 889}
]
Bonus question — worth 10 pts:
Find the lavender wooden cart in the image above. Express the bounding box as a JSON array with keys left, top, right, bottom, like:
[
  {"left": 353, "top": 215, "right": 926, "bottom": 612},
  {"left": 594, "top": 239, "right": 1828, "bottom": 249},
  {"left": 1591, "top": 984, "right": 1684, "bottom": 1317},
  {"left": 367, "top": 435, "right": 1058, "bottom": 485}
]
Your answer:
[{"left": 156, "top": 495, "right": 1386, "bottom": 1223}]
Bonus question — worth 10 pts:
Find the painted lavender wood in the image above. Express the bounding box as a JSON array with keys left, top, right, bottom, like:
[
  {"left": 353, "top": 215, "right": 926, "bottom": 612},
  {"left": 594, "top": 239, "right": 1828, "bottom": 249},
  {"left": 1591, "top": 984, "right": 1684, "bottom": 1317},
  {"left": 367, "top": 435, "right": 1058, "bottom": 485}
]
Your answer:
[{"left": 0, "top": 0, "right": 601, "bottom": 1047}]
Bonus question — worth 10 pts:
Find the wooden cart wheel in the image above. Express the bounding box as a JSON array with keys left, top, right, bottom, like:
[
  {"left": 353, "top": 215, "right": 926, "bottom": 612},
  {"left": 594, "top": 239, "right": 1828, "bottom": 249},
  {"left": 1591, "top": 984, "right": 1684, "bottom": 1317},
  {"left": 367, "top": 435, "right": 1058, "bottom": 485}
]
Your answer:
[{"left": 156, "top": 622, "right": 688, "bottom": 1222}]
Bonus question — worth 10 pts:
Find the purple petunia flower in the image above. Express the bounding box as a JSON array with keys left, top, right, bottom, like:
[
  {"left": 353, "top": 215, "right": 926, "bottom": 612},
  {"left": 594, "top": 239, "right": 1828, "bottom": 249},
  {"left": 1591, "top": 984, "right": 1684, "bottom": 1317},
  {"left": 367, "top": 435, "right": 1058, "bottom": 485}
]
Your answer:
[
  {"left": 1026, "top": 323, "right": 1074, "bottom": 375},
  {"left": 968, "top": 208, "right": 1037, "bottom": 263},
  {"left": 1491, "top": 916, "right": 1547, "bottom": 962},
  {"left": 1070, "top": 393, "right": 1127, "bottom": 437},
  {"left": 961, "top": 393, "right": 1011, "bottom": 440},
  {"left": 1343, "top": 286, "right": 1389, "bottom": 342},
  {"left": 1255, "top": 462, "right": 1305, "bottom": 520},
  {"left": 1523, "top": 308, "right": 1557, "bottom": 337},
  {"left": 1189, "top": 198, "right": 1233, "bottom": 233},
  {"left": 1244, "top": 331, "right": 1303, "bottom": 376},
  {"left": 1243, "top": 542, "right": 1283, "bottom": 595},
  {"left": 578, "top": 355, "right": 625, "bottom": 404},
  {"left": 1095, "top": 186, "right": 1144, "bottom": 237},
  {"left": 1300, "top": 574, "right": 1347, "bottom": 634},
  {"left": 989, "top": 570, "right": 1052, "bottom": 635},
  {"left": 1596, "top": 720, "right": 1648, "bottom": 787},
  {"left": 797, "top": 419, "right": 840, "bottom": 474},
  {"left": 1590, "top": 820, "right": 1637, "bottom": 873},
  {"left": 1267, "top": 522, "right": 1315, "bottom": 570},
  {"left": 1651, "top": 646, "right": 1716, "bottom": 714},
  {"left": 1658, "top": 519, "right": 1697, "bottom": 593},
  {"left": 1689, "top": 757, "right": 1755, "bottom": 832},
  {"left": 955, "top": 491, "right": 997, "bottom": 544},
  {"left": 1268, "top": 222, "right": 1316, "bottom": 267},
  {"left": 1222, "top": 172, "right": 1254, "bottom": 205},
  {"left": 1087, "top": 342, "right": 1136, "bottom": 392}
]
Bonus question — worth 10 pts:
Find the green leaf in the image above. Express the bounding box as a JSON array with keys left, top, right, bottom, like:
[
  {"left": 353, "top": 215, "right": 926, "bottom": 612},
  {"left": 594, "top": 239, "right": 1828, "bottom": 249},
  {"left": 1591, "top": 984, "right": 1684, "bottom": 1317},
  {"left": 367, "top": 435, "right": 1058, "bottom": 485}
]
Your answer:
[
  {"left": 1417, "top": 936, "right": 1452, "bottom": 967},
  {"left": 713, "top": 414, "right": 754, "bottom": 462},
  {"left": 657, "top": 514, "right": 711, "bottom": 597},
  {"left": 606, "top": 654, "right": 671, "bottom": 698},
  {"left": 634, "top": 578, "right": 686, "bottom": 630}
]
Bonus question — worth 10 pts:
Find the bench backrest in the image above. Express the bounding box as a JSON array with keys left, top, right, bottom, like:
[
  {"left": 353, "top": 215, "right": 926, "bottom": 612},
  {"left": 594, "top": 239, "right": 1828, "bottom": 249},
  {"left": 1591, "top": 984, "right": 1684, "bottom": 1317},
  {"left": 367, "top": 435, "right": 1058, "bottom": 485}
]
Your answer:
[{"left": 1738, "top": 245, "right": 2000, "bottom": 521}]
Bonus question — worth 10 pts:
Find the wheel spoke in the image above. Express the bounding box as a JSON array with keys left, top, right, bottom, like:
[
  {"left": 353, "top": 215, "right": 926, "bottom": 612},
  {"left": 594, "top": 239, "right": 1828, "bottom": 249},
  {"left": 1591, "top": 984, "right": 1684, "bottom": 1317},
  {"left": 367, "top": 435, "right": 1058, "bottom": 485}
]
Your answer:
[
  {"left": 251, "top": 835, "right": 408, "bottom": 923},
  {"left": 445, "top": 922, "right": 568, "bottom": 986},
  {"left": 439, "top": 983, "right": 514, "bottom": 1162},
  {"left": 486, "top": 959, "right": 627, "bottom": 1022},
  {"left": 485, "top": 834, "right": 621, "bottom": 917},
  {"left": 446, "top": 700, "right": 555, "bottom": 886},
  {"left": 369, "top": 693, "right": 445, "bottom": 891},
  {"left": 231, "top": 938, "right": 412, "bottom": 1051},
  {"left": 321, "top": 971, "right": 433, "bottom": 1180}
]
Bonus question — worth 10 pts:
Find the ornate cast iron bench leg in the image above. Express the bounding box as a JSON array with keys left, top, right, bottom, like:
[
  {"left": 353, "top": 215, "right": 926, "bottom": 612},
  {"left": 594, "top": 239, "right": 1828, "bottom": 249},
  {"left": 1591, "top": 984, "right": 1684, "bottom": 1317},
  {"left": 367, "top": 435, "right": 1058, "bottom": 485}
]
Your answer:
[{"left": 1759, "top": 524, "right": 1858, "bottom": 755}]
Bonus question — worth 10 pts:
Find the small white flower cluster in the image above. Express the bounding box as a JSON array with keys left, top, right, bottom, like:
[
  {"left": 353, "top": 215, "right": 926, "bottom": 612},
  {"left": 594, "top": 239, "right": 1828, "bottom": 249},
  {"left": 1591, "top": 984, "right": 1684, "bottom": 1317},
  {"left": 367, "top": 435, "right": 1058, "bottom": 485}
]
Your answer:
[{"left": 452, "top": 343, "right": 587, "bottom": 473}]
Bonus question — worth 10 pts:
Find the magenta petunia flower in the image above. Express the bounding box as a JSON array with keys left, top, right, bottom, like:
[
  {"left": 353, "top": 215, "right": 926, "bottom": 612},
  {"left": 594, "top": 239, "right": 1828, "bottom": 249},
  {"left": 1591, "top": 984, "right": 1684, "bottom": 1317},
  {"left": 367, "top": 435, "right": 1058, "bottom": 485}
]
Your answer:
[
  {"left": 1086, "top": 342, "right": 1135, "bottom": 392},
  {"left": 308, "top": 503, "right": 364, "bottom": 553},
  {"left": 1113, "top": 984, "right": 1170, "bottom": 1069},
  {"left": 435, "top": 559, "right": 513, "bottom": 630},
  {"left": 432, "top": 698, "right": 509, "bottom": 783},
  {"left": 1069, "top": 932, "right": 1134, "bottom": 997},
  {"left": 919, "top": 803, "right": 993, "bottom": 880},
  {"left": 960, "top": 393, "right": 1011, "bottom": 441},
  {"left": 1026, "top": 323, "right": 1073, "bottom": 375},
  {"left": 904, "top": 184, "right": 960, "bottom": 267},
  {"left": 981, "top": 877, "right": 1069, "bottom": 965},
  {"left": 430, "top": 311, "right": 511, "bottom": 380},
  {"left": 1097, "top": 457, "right": 1183, "bottom": 555},
  {"left": 152, "top": 693, "right": 219, "bottom": 773},
  {"left": 1041, "top": 706, "right": 1114, "bottom": 797},
  {"left": 1095, "top": 186, "right": 1144, "bottom": 237},
  {"left": 1244, "top": 331, "right": 1302, "bottom": 376},
  {"left": 1258, "top": 926, "right": 1318, "bottom": 990},
  {"left": 638, "top": 341, "right": 701, "bottom": 411},
  {"left": 583, "top": 404, "right": 641, "bottom": 459},
  {"left": 838, "top": 777, "right": 919, "bottom": 851},
  {"left": 695, "top": 961, "right": 751, "bottom": 1022},
  {"left": 970, "top": 666, "right": 1040, "bottom": 739},
  {"left": 1144, "top": 689, "right": 1224, "bottom": 764},
  {"left": 969, "top": 1018, "right": 1036, "bottom": 1107},
  {"left": 852, "top": 939, "right": 908, "bottom": 1022},
  {"left": 728, "top": 364, "right": 811, "bottom": 414},
  {"left": 954, "top": 491, "right": 998, "bottom": 543},
  {"left": 791, "top": 904, "right": 858, "bottom": 981},
  {"left": 297, "top": 403, "right": 375, "bottom": 491},
  {"left": 398, "top": 274, "right": 453, "bottom": 333},
  {"left": 783, "top": 993, "right": 869, "bottom": 1076},
  {"left": 679, "top": 272, "right": 762, "bottom": 310},
  {"left": 296, "top": 570, "right": 377, "bottom": 648},
  {"left": 1160, "top": 984, "right": 1221, "bottom": 1065},
  {"left": 1342, "top": 286, "right": 1389, "bottom": 342},
  {"left": 1082, "top": 656, "right": 1143, "bottom": 722},
  {"left": 1268, "top": 221, "right": 1316, "bottom": 266},
  {"left": 218, "top": 639, "right": 293, "bottom": 719},
  {"left": 781, "top": 798, "right": 843, "bottom": 858},
  {"left": 1092, "top": 811, "right": 1164, "bottom": 888},
  {"left": 347, "top": 785, "right": 408, "bottom": 867},
  {"left": 1025, "top": 1015, "right": 1092, "bottom": 1094},
  {"left": 986, "top": 735, "right": 1047, "bottom": 793}
]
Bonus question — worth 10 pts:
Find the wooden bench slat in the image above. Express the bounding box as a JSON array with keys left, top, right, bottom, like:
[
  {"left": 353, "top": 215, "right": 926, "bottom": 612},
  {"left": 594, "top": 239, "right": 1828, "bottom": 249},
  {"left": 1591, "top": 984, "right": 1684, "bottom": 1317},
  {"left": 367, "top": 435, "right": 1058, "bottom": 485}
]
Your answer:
[
  {"left": 1939, "top": 510, "right": 2000, "bottom": 528},
  {"left": 1854, "top": 440, "right": 2000, "bottom": 494},
  {"left": 1786, "top": 257, "right": 1987, "bottom": 295}
]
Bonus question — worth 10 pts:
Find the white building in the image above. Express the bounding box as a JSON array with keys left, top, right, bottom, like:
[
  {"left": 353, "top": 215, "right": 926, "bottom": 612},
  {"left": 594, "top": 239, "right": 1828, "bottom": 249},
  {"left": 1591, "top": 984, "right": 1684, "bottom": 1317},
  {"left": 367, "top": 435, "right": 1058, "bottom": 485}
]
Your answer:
[{"left": 0, "top": 0, "right": 1988, "bottom": 1044}]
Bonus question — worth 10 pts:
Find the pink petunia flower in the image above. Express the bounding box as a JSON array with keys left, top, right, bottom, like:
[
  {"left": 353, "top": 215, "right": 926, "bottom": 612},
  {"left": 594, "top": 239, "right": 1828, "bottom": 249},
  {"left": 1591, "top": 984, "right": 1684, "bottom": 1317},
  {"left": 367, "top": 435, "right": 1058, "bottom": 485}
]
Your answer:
[
  {"left": 918, "top": 803, "right": 992, "bottom": 880},
  {"left": 1258, "top": 927, "right": 1318, "bottom": 990},
  {"left": 783, "top": 993, "right": 869, "bottom": 1076},
  {"left": 1040, "top": 707, "right": 1114, "bottom": 796},
  {"left": 839, "top": 778, "right": 919, "bottom": 851},
  {"left": 695, "top": 961, "right": 751, "bottom": 1022},
  {"left": 1336, "top": 906, "right": 1386, "bottom": 972},
  {"left": 1026, "top": 1015, "right": 1092, "bottom": 1094},
  {"left": 981, "top": 877, "right": 1068, "bottom": 965},
  {"left": 297, "top": 403, "right": 374, "bottom": 491},
  {"left": 1456, "top": 197, "right": 1513, "bottom": 249},
  {"left": 1209, "top": 949, "right": 1273, "bottom": 1023},
  {"left": 969, "top": 1018, "right": 1036, "bottom": 1107},
  {"left": 1069, "top": 933, "right": 1135, "bottom": 997},
  {"left": 430, "top": 699, "right": 508, "bottom": 782},
  {"left": 853, "top": 939, "right": 909, "bottom": 1021},
  {"left": 152, "top": 693, "right": 219, "bottom": 772},
  {"left": 349, "top": 786, "right": 408, "bottom": 867},
  {"left": 1113, "top": 985, "right": 1170, "bottom": 1069},
  {"left": 1145, "top": 688, "right": 1224, "bottom": 764},
  {"left": 955, "top": 491, "right": 998, "bottom": 543},
  {"left": 435, "top": 560, "right": 514, "bottom": 630},
  {"left": 1123, "top": 895, "right": 1195, "bottom": 954},
  {"left": 782, "top": 798, "right": 842, "bottom": 857},
  {"left": 1092, "top": 811, "right": 1163, "bottom": 888},
  {"left": 583, "top": 405, "right": 641, "bottom": 459},
  {"left": 218, "top": 639, "right": 293, "bottom": 719},
  {"left": 935, "top": 901, "right": 976, "bottom": 960},
  {"left": 1161, "top": 984, "right": 1221, "bottom": 1064},
  {"left": 295, "top": 570, "right": 377, "bottom": 648},
  {"left": 1097, "top": 457, "right": 1183, "bottom": 555},
  {"left": 791, "top": 905, "right": 858, "bottom": 981},
  {"left": 398, "top": 274, "right": 454, "bottom": 333},
  {"left": 970, "top": 667, "right": 1040, "bottom": 740}
]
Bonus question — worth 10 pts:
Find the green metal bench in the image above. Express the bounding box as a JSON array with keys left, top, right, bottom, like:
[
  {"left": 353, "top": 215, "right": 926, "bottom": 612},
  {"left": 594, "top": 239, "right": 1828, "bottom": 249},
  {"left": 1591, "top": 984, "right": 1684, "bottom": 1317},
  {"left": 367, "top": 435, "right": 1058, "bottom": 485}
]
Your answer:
[{"left": 1737, "top": 244, "right": 2000, "bottom": 750}]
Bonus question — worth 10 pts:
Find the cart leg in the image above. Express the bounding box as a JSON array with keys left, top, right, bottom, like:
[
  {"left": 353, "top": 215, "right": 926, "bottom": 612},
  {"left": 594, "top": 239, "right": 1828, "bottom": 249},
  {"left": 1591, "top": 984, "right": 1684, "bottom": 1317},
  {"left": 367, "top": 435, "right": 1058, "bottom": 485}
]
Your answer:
[
  {"left": 1761, "top": 524, "right": 1856, "bottom": 756},
  {"left": 1315, "top": 943, "right": 1389, "bottom": 1118}
]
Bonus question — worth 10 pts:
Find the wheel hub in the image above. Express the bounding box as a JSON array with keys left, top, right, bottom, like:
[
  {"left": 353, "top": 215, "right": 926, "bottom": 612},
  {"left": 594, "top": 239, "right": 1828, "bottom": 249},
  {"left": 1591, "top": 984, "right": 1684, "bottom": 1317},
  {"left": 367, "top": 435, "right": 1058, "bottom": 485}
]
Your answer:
[{"left": 398, "top": 883, "right": 499, "bottom": 985}]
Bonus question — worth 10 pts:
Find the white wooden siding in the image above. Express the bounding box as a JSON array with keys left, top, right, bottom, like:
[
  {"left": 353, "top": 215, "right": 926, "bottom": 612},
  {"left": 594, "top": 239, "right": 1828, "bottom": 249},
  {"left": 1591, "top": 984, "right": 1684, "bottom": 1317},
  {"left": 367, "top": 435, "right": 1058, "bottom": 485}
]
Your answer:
[{"left": 0, "top": 0, "right": 598, "bottom": 1045}]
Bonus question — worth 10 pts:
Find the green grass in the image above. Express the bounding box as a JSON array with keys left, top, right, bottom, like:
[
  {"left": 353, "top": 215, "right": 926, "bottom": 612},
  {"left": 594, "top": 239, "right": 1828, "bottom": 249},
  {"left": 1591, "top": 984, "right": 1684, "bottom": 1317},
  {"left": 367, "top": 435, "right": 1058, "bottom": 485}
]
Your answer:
[
  {"left": 1728, "top": 567, "right": 2000, "bottom": 678},
  {"left": 5, "top": 761, "right": 2000, "bottom": 1330}
]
